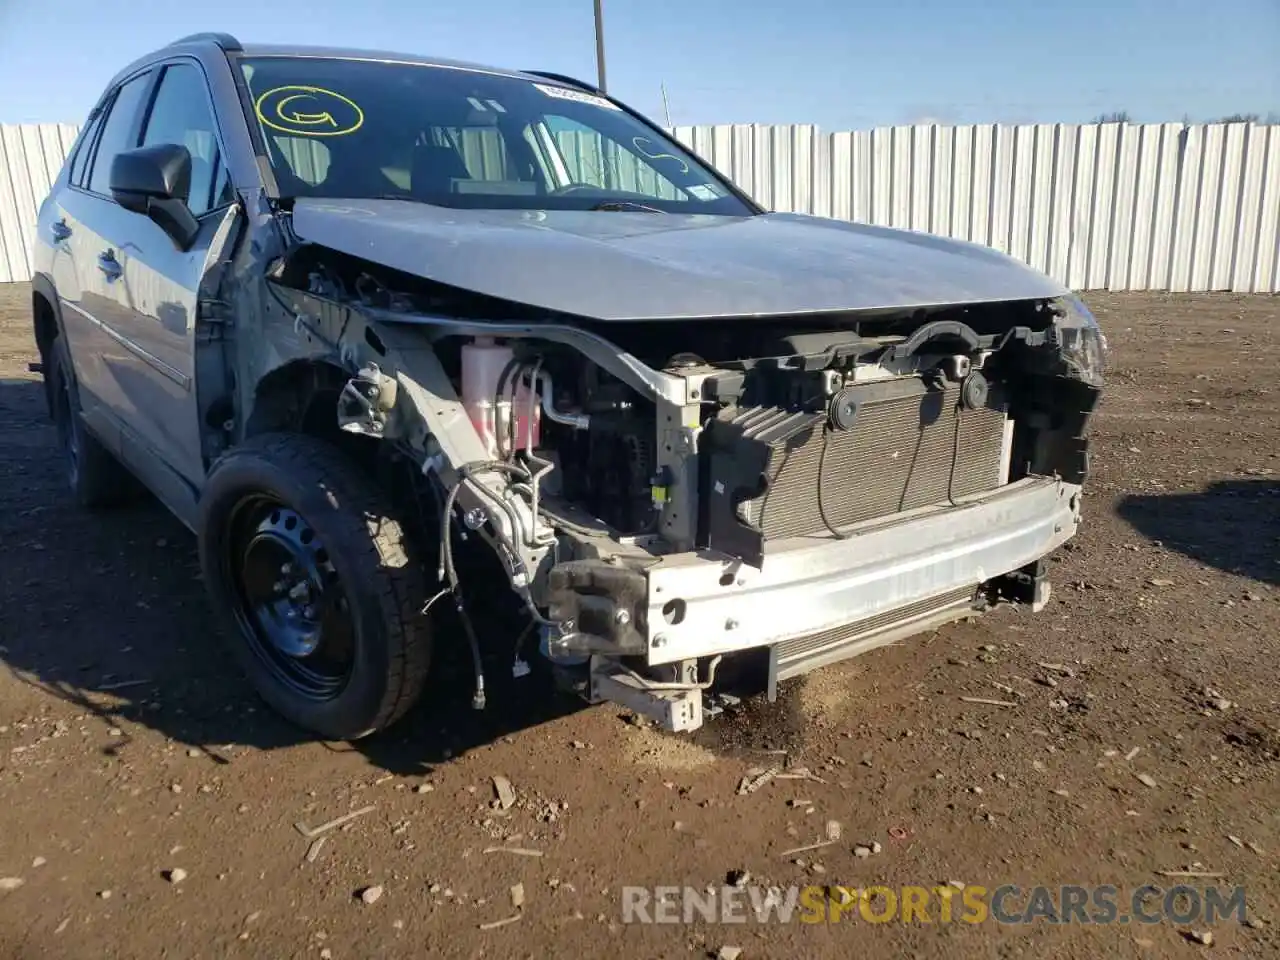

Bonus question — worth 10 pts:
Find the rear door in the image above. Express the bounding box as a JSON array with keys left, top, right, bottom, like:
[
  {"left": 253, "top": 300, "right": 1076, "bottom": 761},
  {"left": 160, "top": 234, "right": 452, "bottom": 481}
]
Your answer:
[
  {"left": 41, "top": 105, "right": 105, "bottom": 351},
  {"left": 107, "top": 58, "right": 238, "bottom": 485},
  {"left": 53, "top": 69, "right": 154, "bottom": 442}
]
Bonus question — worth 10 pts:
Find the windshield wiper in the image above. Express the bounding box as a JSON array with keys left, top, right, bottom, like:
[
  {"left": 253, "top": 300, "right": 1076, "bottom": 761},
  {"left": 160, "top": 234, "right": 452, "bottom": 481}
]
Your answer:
[{"left": 589, "top": 200, "right": 666, "bottom": 213}]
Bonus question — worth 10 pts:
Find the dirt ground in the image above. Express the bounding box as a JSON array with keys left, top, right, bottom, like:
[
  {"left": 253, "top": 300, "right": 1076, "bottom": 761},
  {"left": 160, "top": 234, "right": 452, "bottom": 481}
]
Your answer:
[{"left": 0, "top": 283, "right": 1276, "bottom": 960}]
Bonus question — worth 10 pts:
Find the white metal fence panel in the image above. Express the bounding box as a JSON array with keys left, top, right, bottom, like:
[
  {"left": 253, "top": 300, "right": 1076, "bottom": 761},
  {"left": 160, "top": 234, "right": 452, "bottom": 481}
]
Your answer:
[
  {"left": 673, "top": 120, "right": 1279, "bottom": 295},
  {"left": 1, "top": 123, "right": 79, "bottom": 288},
  {"left": 3, "top": 119, "right": 1278, "bottom": 292},
  {"left": 1249, "top": 125, "right": 1280, "bottom": 294}
]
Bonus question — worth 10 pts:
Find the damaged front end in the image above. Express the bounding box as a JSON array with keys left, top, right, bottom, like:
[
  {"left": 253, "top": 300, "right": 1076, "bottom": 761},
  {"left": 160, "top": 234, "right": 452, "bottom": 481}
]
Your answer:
[{"left": 245, "top": 235, "right": 1104, "bottom": 732}]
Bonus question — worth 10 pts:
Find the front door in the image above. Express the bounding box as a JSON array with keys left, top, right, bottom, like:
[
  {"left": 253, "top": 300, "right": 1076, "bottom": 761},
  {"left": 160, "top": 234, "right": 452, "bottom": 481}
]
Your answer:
[{"left": 73, "top": 59, "right": 238, "bottom": 487}]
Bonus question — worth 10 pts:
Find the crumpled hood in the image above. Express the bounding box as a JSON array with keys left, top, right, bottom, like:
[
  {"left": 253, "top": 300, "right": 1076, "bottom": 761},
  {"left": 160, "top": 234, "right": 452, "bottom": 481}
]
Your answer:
[{"left": 289, "top": 198, "right": 1067, "bottom": 321}]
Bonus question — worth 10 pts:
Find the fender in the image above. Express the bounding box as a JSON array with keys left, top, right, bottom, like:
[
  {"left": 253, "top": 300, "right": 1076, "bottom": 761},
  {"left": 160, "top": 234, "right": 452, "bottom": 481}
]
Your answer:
[
  {"left": 30, "top": 271, "right": 63, "bottom": 339},
  {"left": 29, "top": 271, "right": 64, "bottom": 416}
]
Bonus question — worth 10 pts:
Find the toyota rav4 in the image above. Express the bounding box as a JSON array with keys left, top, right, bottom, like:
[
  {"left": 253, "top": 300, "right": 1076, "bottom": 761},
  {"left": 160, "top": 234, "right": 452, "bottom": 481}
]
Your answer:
[{"left": 31, "top": 33, "right": 1105, "bottom": 739}]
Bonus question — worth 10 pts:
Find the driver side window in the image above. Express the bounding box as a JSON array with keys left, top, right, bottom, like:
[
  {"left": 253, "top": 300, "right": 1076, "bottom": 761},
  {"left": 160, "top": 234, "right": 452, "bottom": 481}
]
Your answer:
[
  {"left": 542, "top": 114, "right": 684, "bottom": 201},
  {"left": 85, "top": 73, "right": 151, "bottom": 196},
  {"left": 139, "top": 62, "right": 233, "bottom": 216}
]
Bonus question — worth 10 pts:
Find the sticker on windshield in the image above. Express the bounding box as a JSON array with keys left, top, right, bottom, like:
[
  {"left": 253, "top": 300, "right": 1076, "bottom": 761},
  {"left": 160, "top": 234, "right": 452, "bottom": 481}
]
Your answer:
[
  {"left": 533, "top": 83, "right": 620, "bottom": 111},
  {"left": 687, "top": 184, "right": 721, "bottom": 201},
  {"left": 255, "top": 86, "right": 365, "bottom": 137}
]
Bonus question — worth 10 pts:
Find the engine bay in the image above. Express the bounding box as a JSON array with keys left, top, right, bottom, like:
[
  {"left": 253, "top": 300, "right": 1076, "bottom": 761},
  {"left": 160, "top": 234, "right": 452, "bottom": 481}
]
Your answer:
[
  {"left": 255, "top": 243, "right": 1104, "bottom": 705},
  {"left": 270, "top": 246, "right": 1105, "bottom": 560},
  {"left": 425, "top": 299, "right": 1102, "bottom": 559}
]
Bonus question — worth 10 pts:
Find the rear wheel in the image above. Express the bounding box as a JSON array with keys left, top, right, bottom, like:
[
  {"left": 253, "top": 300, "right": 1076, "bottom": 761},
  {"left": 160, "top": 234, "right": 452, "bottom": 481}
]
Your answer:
[
  {"left": 48, "top": 338, "right": 135, "bottom": 507},
  {"left": 197, "top": 433, "right": 432, "bottom": 740}
]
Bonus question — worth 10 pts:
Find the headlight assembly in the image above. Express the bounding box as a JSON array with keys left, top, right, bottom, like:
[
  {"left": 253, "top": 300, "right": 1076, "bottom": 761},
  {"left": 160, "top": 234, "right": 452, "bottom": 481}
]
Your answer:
[{"left": 1053, "top": 295, "right": 1108, "bottom": 385}]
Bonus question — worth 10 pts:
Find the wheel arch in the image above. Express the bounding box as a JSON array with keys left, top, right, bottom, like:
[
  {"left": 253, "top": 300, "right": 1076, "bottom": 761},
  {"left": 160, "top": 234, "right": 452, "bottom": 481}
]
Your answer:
[
  {"left": 243, "top": 358, "right": 379, "bottom": 473},
  {"left": 31, "top": 272, "right": 64, "bottom": 415},
  {"left": 245, "top": 358, "right": 350, "bottom": 437},
  {"left": 31, "top": 275, "right": 60, "bottom": 348}
]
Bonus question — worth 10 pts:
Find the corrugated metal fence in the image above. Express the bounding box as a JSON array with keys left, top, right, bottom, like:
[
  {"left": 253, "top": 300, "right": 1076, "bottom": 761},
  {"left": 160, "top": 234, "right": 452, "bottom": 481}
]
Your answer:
[
  {"left": 1, "top": 123, "right": 80, "bottom": 284},
  {"left": 2, "top": 120, "right": 1278, "bottom": 291}
]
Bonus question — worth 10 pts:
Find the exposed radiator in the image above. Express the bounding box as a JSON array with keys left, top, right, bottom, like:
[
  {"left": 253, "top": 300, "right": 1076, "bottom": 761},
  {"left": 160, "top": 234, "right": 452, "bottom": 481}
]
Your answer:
[{"left": 750, "top": 379, "right": 1008, "bottom": 540}]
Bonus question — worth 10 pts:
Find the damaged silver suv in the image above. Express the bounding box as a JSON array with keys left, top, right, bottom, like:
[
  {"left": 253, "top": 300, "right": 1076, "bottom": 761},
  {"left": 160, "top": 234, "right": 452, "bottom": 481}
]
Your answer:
[{"left": 31, "top": 33, "right": 1105, "bottom": 739}]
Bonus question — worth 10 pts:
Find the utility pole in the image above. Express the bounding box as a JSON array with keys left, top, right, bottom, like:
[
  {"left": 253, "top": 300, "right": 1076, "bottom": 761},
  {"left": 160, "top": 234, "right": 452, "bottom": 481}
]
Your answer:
[
  {"left": 661, "top": 82, "right": 672, "bottom": 127},
  {"left": 593, "top": 0, "right": 607, "bottom": 92}
]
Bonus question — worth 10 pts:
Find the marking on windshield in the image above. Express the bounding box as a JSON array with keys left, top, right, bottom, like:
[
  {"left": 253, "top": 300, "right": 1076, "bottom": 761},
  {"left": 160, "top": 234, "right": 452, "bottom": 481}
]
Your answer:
[
  {"left": 255, "top": 86, "right": 365, "bottom": 137},
  {"left": 533, "top": 83, "right": 620, "bottom": 111},
  {"left": 631, "top": 137, "right": 690, "bottom": 174}
]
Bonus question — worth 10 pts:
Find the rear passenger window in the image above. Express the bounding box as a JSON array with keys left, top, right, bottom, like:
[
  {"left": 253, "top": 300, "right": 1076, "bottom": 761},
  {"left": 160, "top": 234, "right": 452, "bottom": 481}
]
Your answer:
[
  {"left": 139, "top": 63, "right": 228, "bottom": 216},
  {"left": 86, "top": 73, "right": 151, "bottom": 196},
  {"left": 69, "top": 109, "right": 106, "bottom": 188}
]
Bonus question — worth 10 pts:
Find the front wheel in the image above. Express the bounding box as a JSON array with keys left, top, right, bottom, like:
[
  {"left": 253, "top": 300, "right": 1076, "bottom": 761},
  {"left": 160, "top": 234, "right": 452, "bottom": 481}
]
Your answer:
[{"left": 197, "top": 433, "right": 432, "bottom": 740}]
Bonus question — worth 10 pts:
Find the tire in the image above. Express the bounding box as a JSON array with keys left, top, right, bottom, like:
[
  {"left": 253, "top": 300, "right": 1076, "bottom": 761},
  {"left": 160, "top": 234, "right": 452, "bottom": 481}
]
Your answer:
[
  {"left": 48, "top": 337, "right": 135, "bottom": 507},
  {"left": 197, "top": 432, "right": 432, "bottom": 740}
]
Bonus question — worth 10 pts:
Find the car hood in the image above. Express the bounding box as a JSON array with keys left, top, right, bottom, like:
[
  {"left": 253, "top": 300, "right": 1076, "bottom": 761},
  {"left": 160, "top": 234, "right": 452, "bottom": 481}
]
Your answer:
[{"left": 289, "top": 198, "right": 1067, "bottom": 322}]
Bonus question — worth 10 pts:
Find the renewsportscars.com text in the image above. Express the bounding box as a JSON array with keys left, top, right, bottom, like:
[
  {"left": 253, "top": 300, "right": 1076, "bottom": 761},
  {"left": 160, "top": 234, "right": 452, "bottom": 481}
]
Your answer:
[{"left": 621, "top": 883, "right": 1248, "bottom": 925}]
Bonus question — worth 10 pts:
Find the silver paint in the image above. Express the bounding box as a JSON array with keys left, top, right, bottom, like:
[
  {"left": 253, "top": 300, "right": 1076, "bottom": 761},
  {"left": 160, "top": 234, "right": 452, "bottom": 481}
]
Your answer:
[{"left": 290, "top": 198, "right": 1068, "bottom": 322}]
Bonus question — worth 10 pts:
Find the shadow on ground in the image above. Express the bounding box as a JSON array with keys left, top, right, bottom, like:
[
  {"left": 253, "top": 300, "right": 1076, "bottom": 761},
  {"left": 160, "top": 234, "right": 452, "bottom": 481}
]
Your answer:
[
  {"left": 1118, "top": 479, "right": 1280, "bottom": 586},
  {"left": 0, "top": 377, "right": 581, "bottom": 776}
]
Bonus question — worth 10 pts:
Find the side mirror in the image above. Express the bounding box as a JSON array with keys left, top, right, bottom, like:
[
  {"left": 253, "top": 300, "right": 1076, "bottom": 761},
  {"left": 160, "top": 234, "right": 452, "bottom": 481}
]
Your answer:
[{"left": 110, "top": 144, "right": 200, "bottom": 251}]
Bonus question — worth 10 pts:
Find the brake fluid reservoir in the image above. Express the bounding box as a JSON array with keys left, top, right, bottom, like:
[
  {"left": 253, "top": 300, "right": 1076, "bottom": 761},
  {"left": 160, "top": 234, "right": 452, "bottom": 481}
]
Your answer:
[{"left": 460, "top": 337, "right": 540, "bottom": 458}]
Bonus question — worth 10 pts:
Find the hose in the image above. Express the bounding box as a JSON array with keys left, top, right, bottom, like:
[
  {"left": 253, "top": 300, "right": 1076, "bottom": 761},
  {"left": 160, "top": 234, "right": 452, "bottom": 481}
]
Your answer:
[
  {"left": 816, "top": 426, "right": 853, "bottom": 540},
  {"left": 946, "top": 403, "right": 964, "bottom": 508},
  {"left": 438, "top": 475, "right": 487, "bottom": 709},
  {"left": 493, "top": 357, "right": 526, "bottom": 461},
  {"left": 439, "top": 460, "right": 530, "bottom": 708},
  {"left": 457, "top": 599, "right": 487, "bottom": 710},
  {"left": 438, "top": 461, "right": 530, "bottom": 600},
  {"left": 532, "top": 368, "right": 591, "bottom": 430},
  {"left": 619, "top": 654, "right": 724, "bottom": 691},
  {"left": 437, "top": 459, "right": 561, "bottom": 709}
]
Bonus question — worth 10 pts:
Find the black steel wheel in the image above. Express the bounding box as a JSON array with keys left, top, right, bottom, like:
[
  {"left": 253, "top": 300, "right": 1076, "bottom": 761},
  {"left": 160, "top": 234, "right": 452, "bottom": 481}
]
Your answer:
[
  {"left": 198, "top": 433, "right": 431, "bottom": 740},
  {"left": 225, "top": 497, "right": 356, "bottom": 701}
]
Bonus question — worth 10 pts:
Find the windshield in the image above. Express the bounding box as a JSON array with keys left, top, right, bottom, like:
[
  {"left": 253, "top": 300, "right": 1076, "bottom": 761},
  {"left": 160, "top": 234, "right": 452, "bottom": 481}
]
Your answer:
[{"left": 236, "top": 56, "right": 753, "bottom": 215}]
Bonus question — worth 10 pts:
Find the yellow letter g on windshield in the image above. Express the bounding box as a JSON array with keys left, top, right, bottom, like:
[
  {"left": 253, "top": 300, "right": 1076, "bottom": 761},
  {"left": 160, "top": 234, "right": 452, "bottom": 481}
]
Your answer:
[{"left": 254, "top": 86, "right": 365, "bottom": 137}]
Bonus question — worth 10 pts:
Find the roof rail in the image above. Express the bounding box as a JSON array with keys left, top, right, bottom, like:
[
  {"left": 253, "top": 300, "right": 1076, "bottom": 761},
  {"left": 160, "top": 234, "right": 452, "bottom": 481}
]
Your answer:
[
  {"left": 169, "top": 32, "right": 243, "bottom": 52},
  {"left": 522, "top": 70, "right": 599, "bottom": 94}
]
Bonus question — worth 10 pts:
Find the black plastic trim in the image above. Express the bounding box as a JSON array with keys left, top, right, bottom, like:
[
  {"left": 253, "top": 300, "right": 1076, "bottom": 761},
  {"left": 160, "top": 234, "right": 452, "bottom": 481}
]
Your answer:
[
  {"left": 883, "top": 319, "right": 982, "bottom": 362},
  {"left": 170, "top": 32, "right": 243, "bottom": 52}
]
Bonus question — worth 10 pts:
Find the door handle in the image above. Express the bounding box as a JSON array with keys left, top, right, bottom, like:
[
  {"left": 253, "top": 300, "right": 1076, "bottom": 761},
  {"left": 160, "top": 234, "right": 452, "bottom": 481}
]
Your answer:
[
  {"left": 97, "top": 250, "right": 122, "bottom": 282},
  {"left": 50, "top": 219, "right": 72, "bottom": 243}
]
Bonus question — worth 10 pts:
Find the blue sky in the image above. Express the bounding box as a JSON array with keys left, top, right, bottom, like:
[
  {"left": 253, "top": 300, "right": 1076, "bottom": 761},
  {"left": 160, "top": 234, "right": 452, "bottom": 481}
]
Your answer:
[{"left": 0, "top": 0, "right": 1275, "bottom": 128}]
